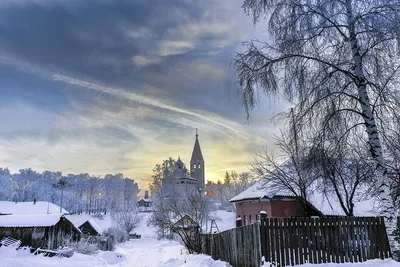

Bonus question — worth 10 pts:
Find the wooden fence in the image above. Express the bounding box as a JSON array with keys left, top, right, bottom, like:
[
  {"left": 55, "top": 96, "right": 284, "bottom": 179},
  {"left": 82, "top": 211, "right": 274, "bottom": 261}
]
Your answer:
[
  {"left": 200, "top": 223, "right": 261, "bottom": 267},
  {"left": 198, "top": 216, "right": 391, "bottom": 267},
  {"left": 260, "top": 217, "right": 391, "bottom": 267}
]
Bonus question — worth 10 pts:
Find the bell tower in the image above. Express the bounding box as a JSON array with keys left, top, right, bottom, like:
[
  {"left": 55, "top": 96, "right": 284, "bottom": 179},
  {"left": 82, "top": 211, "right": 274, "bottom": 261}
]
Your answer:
[{"left": 190, "top": 129, "right": 205, "bottom": 189}]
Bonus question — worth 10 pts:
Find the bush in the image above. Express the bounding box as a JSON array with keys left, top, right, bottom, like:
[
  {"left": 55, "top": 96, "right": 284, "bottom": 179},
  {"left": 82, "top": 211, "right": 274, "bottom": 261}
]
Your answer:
[{"left": 69, "top": 237, "right": 98, "bottom": 255}]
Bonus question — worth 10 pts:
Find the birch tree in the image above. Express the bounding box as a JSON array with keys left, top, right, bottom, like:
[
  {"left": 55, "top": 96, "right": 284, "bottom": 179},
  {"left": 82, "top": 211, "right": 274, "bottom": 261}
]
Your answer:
[{"left": 234, "top": 0, "right": 400, "bottom": 217}]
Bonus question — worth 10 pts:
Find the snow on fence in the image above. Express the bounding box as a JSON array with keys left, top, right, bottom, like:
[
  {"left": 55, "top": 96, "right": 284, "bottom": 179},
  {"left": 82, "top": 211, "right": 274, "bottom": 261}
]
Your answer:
[
  {"left": 199, "top": 223, "right": 261, "bottom": 267},
  {"left": 199, "top": 216, "right": 391, "bottom": 267}
]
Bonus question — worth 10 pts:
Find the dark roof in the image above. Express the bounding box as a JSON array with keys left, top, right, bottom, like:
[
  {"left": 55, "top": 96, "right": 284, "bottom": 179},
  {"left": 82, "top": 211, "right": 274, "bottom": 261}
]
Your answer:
[{"left": 191, "top": 135, "right": 204, "bottom": 162}]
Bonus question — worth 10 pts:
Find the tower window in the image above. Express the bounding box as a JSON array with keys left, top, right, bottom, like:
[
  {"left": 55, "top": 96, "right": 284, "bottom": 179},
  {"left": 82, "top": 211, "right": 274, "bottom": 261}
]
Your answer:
[
  {"left": 198, "top": 163, "right": 201, "bottom": 168},
  {"left": 193, "top": 163, "right": 196, "bottom": 169}
]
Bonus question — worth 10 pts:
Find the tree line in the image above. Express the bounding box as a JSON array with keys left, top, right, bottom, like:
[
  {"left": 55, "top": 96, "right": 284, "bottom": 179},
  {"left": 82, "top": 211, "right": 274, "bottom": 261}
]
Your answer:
[{"left": 0, "top": 168, "right": 138, "bottom": 215}]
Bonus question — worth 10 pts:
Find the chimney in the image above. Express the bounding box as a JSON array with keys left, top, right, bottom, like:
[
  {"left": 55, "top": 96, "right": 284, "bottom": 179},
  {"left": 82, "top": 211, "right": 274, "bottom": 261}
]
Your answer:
[
  {"left": 144, "top": 190, "right": 149, "bottom": 200},
  {"left": 33, "top": 198, "right": 37, "bottom": 205}
]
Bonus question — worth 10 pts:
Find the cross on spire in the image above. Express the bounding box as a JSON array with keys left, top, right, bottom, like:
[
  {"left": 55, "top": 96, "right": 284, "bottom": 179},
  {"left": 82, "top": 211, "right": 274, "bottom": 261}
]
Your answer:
[{"left": 196, "top": 128, "right": 198, "bottom": 138}]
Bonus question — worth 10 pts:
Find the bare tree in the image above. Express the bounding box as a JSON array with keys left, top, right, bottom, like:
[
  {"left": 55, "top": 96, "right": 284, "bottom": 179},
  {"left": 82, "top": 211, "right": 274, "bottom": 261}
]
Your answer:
[
  {"left": 306, "top": 139, "right": 376, "bottom": 216},
  {"left": 149, "top": 189, "right": 211, "bottom": 254},
  {"left": 234, "top": 0, "right": 400, "bottom": 218},
  {"left": 114, "top": 205, "right": 142, "bottom": 236},
  {"left": 251, "top": 130, "right": 318, "bottom": 214}
]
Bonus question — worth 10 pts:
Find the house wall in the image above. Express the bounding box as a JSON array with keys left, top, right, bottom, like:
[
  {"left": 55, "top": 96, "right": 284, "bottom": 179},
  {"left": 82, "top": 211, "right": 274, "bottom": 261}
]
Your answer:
[
  {"left": 234, "top": 198, "right": 307, "bottom": 225},
  {"left": 234, "top": 200, "right": 272, "bottom": 225},
  {"left": 0, "top": 227, "right": 48, "bottom": 248},
  {"left": 270, "top": 200, "right": 306, "bottom": 217}
]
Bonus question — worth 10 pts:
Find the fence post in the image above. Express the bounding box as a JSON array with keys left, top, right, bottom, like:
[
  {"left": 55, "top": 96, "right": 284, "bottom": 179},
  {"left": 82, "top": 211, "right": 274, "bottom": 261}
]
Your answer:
[{"left": 236, "top": 216, "right": 242, "bottom": 227}]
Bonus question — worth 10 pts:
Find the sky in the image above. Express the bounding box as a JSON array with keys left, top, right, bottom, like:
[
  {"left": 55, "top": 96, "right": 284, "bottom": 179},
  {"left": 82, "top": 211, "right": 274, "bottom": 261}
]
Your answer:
[{"left": 0, "top": 0, "right": 289, "bottom": 189}]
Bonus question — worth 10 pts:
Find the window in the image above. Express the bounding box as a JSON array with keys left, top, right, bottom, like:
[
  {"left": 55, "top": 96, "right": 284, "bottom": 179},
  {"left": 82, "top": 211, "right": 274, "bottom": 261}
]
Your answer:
[
  {"left": 249, "top": 215, "right": 252, "bottom": 223},
  {"left": 193, "top": 163, "right": 196, "bottom": 168},
  {"left": 198, "top": 163, "right": 201, "bottom": 168}
]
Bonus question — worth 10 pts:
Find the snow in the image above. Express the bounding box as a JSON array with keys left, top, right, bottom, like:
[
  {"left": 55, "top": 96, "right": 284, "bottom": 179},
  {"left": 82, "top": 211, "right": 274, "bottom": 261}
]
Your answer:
[
  {"left": 0, "top": 201, "right": 67, "bottom": 215},
  {"left": 138, "top": 198, "right": 152, "bottom": 203},
  {"left": 229, "top": 178, "right": 295, "bottom": 203},
  {"left": 0, "top": 213, "right": 63, "bottom": 227},
  {"left": 0, "top": 238, "right": 229, "bottom": 267},
  {"left": 88, "top": 219, "right": 103, "bottom": 235},
  {"left": 207, "top": 210, "right": 236, "bottom": 232},
  {"left": 67, "top": 214, "right": 113, "bottom": 234},
  {"left": 66, "top": 215, "right": 104, "bottom": 235},
  {"left": 308, "top": 192, "right": 378, "bottom": 217}
]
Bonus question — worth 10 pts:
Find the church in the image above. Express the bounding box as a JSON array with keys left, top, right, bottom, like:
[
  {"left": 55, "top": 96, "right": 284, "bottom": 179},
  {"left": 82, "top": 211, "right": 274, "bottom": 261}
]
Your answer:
[{"left": 161, "top": 131, "right": 205, "bottom": 196}]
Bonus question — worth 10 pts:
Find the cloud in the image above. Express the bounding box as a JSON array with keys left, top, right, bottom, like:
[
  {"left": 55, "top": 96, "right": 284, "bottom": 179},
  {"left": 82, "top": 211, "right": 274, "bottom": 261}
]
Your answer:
[{"left": 132, "top": 55, "right": 162, "bottom": 67}]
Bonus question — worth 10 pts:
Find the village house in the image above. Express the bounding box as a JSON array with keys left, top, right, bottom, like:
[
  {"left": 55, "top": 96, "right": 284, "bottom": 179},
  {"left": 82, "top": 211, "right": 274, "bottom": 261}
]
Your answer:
[
  {"left": 230, "top": 177, "right": 377, "bottom": 226},
  {"left": 230, "top": 180, "right": 322, "bottom": 225},
  {"left": 66, "top": 216, "right": 103, "bottom": 236},
  {"left": 0, "top": 214, "right": 81, "bottom": 249}
]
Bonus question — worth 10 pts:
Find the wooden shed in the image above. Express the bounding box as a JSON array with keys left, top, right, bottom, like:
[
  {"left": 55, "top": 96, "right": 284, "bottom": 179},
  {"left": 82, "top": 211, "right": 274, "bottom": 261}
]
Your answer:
[{"left": 0, "top": 214, "right": 81, "bottom": 249}]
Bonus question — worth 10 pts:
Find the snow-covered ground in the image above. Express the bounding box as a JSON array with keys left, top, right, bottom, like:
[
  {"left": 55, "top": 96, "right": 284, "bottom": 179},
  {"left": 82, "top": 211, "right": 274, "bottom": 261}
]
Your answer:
[
  {"left": 0, "top": 238, "right": 229, "bottom": 267},
  {"left": 1, "top": 210, "right": 399, "bottom": 267}
]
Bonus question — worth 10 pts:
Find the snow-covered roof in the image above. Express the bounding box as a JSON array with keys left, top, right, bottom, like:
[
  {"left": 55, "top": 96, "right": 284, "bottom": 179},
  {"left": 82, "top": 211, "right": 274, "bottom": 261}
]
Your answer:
[
  {"left": 0, "top": 214, "right": 65, "bottom": 228},
  {"left": 229, "top": 178, "right": 295, "bottom": 202},
  {"left": 65, "top": 216, "right": 104, "bottom": 235},
  {"left": 0, "top": 201, "right": 68, "bottom": 215},
  {"left": 137, "top": 198, "right": 152, "bottom": 203},
  {"left": 87, "top": 219, "right": 103, "bottom": 235},
  {"left": 308, "top": 193, "right": 378, "bottom": 217}
]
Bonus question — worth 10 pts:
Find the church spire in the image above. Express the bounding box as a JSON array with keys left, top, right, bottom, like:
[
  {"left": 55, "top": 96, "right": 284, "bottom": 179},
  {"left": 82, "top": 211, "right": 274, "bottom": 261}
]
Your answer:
[{"left": 191, "top": 130, "right": 204, "bottom": 162}]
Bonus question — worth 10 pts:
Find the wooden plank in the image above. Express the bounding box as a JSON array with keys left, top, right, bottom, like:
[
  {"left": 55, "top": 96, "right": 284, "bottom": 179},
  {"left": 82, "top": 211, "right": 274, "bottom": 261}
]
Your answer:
[
  {"left": 303, "top": 217, "right": 310, "bottom": 264},
  {"left": 279, "top": 219, "right": 286, "bottom": 267},
  {"left": 365, "top": 217, "right": 373, "bottom": 260},
  {"left": 264, "top": 218, "right": 271, "bottom": 264},
  {"left": 349, "top": 216, "right": 356, "bottom": 262},
  {"left": 320, "top": 217, "right": 334, "bottom": 262},
  {"left": 337, "top": 218, "right": 344, "bottom": 263},
  {"left": 275, "top": 218, "right": 282, "bottom": 267},
  {"left": 376, "top": 217, "right": 384, "bottom": 260},
  {"left": 293, "top": 218, "right": 299, "bottom": 265},
  {"left": 318, "top": 217, "right": 326, "bottom": 264},
  {"left": 314, "top": 218, "right": 321, "bottom": 264},
  {"left": 270, "top": 218, "right": 276, "bottom": 266},
  {"left": 343, "top": 217, "right": 350, "bottom": 263},
  {"left": 260, "top": 218, "right": 266, "bottom": 263},
  {"left": 353, "top": 217, "right": 362, "bottom": 262},
  {"left": 309, "top": 217, "right": 317, "bottom": 264},
  {"left": 301, "top": 217, "right": 308, "bottom": 264},
  {"left": 360, "top": 218, "right": 367, "bottom": 262},
  {"left": 283, "top": 218, "right": 290, "bottom": 266},
  {"left": 288, "top": 218, "right": 295, "bottom": 266},
  {"left": 297, "top": 217, "right": 304, "bottom": 264}
]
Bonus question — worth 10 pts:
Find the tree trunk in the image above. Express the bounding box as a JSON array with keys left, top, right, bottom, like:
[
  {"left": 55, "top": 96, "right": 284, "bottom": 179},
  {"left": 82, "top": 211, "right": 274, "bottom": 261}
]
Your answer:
[
  {"left": 60, "top": 188, "right": 64, "bottom": 214},
  {"left": 345, "top": 0, "right": 398, "bottom": 255}
]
